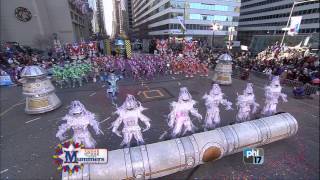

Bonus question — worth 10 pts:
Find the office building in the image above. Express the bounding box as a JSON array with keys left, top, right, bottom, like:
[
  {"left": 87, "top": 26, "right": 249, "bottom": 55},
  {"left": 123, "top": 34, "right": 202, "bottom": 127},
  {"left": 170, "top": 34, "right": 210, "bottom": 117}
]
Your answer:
[
  {"left": 238, "top": 0, "right": 320, "bottom": 46},
  {"left": 1, "top": 0, "right": 94, "bottom": 49},
  {"left": 131, "top": 0, "right": 241, "bottom": 47}
]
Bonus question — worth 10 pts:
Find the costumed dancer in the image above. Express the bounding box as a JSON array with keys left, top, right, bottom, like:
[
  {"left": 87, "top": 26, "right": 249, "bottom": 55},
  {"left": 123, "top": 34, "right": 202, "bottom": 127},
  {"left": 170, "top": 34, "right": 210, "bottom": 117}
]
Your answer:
[
  {"left": 106, "top": 71, "right": 123, "bottom": 107},
  {"left": 167, "top": 87, "right": 202, "bottom": 137},
  {"left": 236, "top": 83, "right": 259, "bottom": 123},
  {"left": 203, "top": 84, "right": 232, "bottom": 130},
  {"left": 111, "top": 95, "right": 151, "bottom": 147},
  {"left": 261, "top": 76, "right": 287, "bottom": 116},
  {"left": 56, "top": 101, "right": 103, "bottom": 148}
]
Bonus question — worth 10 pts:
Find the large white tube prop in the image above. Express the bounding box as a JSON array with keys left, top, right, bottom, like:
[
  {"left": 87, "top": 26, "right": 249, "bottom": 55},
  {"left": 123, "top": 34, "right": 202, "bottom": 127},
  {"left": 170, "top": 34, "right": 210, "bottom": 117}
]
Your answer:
[{"left": 62, "top": 113, "right": 298, "bottom": 180}]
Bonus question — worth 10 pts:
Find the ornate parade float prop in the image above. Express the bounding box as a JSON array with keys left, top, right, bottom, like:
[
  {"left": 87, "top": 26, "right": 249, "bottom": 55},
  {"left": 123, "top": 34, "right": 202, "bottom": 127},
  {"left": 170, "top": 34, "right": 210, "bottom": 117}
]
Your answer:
[
  {"left": 21, "top": 66, "right": 61, "bottom": 114},
  {"left": 213, "top": 53, "right": 233, "bottom": 85},
  {"left": 62, "top": 113, "right": 298, "bottom": 179},
  {"left": 0, "top": 70, "right": 13, "bottom": 86}
]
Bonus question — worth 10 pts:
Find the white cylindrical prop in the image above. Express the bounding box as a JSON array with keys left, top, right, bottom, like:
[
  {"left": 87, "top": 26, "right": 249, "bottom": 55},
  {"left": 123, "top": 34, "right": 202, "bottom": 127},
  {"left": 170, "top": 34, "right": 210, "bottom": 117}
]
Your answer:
[
  {"left": 213, "top": 53, "right": 233, "bottom": 85},
  {"left": 62, "top": 113, "right": 298, "bottom": 180}
]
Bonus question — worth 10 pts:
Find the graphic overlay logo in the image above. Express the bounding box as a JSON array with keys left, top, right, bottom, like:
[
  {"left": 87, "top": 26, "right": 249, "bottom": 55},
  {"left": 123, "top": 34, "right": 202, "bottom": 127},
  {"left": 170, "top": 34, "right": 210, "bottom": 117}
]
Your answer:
[
  {"left": 243, "top": 148, "right": 264, "bottom": 165},
  {"left": 53, "top": 140, "right": 108, "bottom": 175}
]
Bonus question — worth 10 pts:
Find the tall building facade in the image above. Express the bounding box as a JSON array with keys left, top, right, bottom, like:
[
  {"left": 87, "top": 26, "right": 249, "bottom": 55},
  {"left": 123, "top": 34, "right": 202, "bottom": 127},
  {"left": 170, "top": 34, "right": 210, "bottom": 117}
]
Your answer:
[
  {"left": 238, "top": 0, "right": 320, "bottom": 46},
  {"left": 131, "top": 0, "right": 241, "bottom": 46},
  {"left": 96, "top": 0, "right": 107, "bottom": 35},
  {"left": 1, "top": 0, "right": 94, "bottom": 49}
]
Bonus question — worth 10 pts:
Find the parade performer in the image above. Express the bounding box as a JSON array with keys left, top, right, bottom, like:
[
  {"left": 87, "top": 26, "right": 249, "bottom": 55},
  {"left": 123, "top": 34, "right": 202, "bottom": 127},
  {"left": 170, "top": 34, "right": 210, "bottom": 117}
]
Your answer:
[
  {"left": 156, "top": 39, "right": 168, "bottom": 55},
  {"left": 111, "top": 94, "right": 151, "bottom": 147},
  {"left": 87, "top": 41, "right": 97, "bottom": 57},
  {"left": 106, "top": 71, "right": 122, "bottom": 107},
  {"left": 70, "top": 43, "right": 80, "bottom": 60},
  {"left": 56, "top": 100, "right": 103, "bottom": 148},
  {"left": 168, "top": 87, "right": 202, "bottom": 137},
  {"left": 236, "top": 83, "right": 259, "bottom": 123},
  {"left": 203, "top": 84, "right": 232, "bottom": 130},
  {"left": 261, "top": 76, "right": 287, "bottom": 116}
]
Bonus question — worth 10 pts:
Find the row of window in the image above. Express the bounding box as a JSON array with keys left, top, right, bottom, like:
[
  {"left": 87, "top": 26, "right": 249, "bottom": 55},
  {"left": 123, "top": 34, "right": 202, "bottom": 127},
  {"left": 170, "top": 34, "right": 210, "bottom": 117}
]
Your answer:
[
  {"left": 240, "top": 18, "right": 319, "bottom": 27},
  {"left": 148, "top": 23, "right": 235, "bottom": 31},
  {"left": 240, "top": 28, "right": 320, "bottom": 34},
  {"left": 241, "top": 0, "right": 284, "bottom": 9},
  {"left": 240, "top": 8, "right": 320, "bottom": 22},
  {"left": 70, "top": 12, "right": 85, "bottom": 25},
  {"left": 240, "top": 1, "right": 319, "bottom": 16},
  {"left": 134, "top": 1, "right": 170, "bottom": 23},
  {"left": 171, "top": 1, "right": 239, "bottom": 13},
  {"left": 134, "top": 1, "right": 240, "bottom": 25},
  {"left": 189, "top": 14, "right": 235, "bottom": 22}
]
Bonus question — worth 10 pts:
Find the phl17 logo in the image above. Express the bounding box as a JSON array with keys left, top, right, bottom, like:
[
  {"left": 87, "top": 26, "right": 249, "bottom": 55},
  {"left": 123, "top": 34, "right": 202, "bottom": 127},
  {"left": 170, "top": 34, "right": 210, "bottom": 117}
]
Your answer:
[{"left": 243, "top": 148, "right": 264, "bottom": 165}]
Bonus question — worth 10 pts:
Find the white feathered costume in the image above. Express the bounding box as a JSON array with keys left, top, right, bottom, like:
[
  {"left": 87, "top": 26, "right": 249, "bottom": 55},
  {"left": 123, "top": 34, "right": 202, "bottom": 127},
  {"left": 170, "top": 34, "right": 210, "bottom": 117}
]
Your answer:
[
  {"left": 111, "top": 94, "right": 151, "bottom": 147},
  {"left": 56, "top": 100, "right": 103, "bottom": 148},
  {"left": 203, "top": 84, "right": 232, "bottom": 130},
  {"left": 236, "top": 83, "right": 259, "bottom": 122},
  {"left": 261, "top": 76, "right": 287, "bottom": 116},
  {"left": 168, "top": 87, "right": 202, "bottom": 137}
]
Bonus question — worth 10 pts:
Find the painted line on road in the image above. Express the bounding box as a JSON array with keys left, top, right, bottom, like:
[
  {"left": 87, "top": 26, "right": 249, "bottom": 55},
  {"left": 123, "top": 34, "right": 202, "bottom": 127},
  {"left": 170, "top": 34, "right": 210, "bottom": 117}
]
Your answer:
[
  {"left": 89, "top": 92, "right": 96, "bottom": 97},
  {"left": 0, "top": 169, "right": 9, "bottom": 174},
  {"left": 25, "top": 117, "right": 41, "bottom": 124},
  {"left": 0, "top": 101, "right": 25, "bottom": 117},
  {"left": 102, "top": 85, "right": 106, "bottom": 87},
  {"left": 178, "top": 82, "right": 181, "bottom": 86},
  {"left": 171, "top": 77, "right": 176, "bottom": 80},
  {"left": 100, "top": 116, "right": 111, "bottom": 124}
]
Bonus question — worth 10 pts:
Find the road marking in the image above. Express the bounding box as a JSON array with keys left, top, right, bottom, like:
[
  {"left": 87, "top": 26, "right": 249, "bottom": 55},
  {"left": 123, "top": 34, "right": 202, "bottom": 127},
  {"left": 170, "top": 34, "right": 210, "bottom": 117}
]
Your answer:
[
  {"left": 25, "top": 117, "right": 41, "bottom": 124},
  {"left": 171, "top": 77, "right": 176, "bottom": 80},
  {"left": 89, "top": 92, "right": 96, "bottom": 97},
  {"left": 0, "top": 102, "right": 25, "bottom": 117},
  {"left": 102, "top": 85, "right": 106, "bottom": 87},
  {"left": 178, "top": 82, "right": 181, "bottom": 86},
  {"left": 100, "top": 116, "right": 111, "bottom": 124},
  {"left": 0, "top": 169, "right": 8, "bottom": 174}
]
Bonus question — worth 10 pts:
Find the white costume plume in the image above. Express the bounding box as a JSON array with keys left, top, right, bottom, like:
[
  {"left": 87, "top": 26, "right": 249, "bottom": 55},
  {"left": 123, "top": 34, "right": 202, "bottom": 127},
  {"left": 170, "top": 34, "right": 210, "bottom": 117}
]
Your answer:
[
  {"left": 111, "top": 94, "right": 151, "bottom": 147},
  {"left": 56, "top": 101, "right": 103, "bottom": 148},
  {"left": 168, "top": 87, "right": 202, "bottom": 137},
  {"left": 203, "top": 84, "right": 232, "bottom": 130},
  {"left": 236, "top": 83, "right": 259, "bottom": 122},
  {"left": 261, "top": 76, "right": 287, "bottom": 116}
]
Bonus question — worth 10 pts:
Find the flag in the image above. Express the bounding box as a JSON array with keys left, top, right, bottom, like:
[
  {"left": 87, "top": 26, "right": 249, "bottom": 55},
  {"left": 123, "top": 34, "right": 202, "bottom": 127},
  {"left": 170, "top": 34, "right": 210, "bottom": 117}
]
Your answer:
[
  {"left": 177, "top": 16, "right": 186, "bottom": 32},
  {"left": 288, "top": 16, "right": 302, "bottom": 36}
]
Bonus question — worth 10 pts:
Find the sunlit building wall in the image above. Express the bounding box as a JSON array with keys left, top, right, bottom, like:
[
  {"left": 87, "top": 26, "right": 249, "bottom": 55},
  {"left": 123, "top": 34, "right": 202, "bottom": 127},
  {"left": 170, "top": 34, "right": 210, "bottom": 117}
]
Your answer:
[
  {"left": 238, "top": 0, "right": 320, "bottom": 46},
  {"left": 131, "top": 0, "right": 241, "bottom": 46}
]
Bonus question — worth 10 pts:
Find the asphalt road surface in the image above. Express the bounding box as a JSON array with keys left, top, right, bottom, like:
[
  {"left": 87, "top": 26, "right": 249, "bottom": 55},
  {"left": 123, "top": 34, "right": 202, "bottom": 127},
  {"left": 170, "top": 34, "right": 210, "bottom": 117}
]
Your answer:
[{"left": 0, "top": 71, "right": 319, "bottom": 180}]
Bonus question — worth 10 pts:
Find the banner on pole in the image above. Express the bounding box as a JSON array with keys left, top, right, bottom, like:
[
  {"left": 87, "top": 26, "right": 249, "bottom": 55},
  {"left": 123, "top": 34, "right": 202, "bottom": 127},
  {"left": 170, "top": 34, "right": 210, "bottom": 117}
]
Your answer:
[
  {"left": 177, "top": 16, "right": 186, "bottom": 32},
  {"left": 288, "top": 16, "right": 302, "bottom": 36}
]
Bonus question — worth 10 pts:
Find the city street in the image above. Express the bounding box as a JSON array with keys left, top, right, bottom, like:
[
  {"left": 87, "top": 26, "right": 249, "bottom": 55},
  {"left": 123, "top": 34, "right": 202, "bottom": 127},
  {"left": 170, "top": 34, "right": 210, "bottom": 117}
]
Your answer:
[{"left": 0, "top": 72, "right": 319, "bottom": 179}]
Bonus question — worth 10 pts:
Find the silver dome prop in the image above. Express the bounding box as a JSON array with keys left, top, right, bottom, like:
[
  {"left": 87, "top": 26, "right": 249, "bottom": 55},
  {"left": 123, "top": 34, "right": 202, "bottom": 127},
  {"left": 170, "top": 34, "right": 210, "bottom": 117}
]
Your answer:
[
  {"left": 21, "top": 66, "right": 61, "bottom": 114},
  {"left": 217, "top": 53, "right": 233, "bottom": 63},
  {"left": 213, "top": 53, "right": 233, "bottom": 85},
  {"left": 62, "top": 113, "right": 298, "bottom": 179}
]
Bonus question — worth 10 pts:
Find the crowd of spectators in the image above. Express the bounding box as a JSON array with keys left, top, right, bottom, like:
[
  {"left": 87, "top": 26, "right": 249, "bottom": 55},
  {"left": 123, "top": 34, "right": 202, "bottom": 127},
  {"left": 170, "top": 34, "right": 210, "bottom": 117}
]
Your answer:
[{"left": 234, "top": 44, "right": 319, "bottom": 86}]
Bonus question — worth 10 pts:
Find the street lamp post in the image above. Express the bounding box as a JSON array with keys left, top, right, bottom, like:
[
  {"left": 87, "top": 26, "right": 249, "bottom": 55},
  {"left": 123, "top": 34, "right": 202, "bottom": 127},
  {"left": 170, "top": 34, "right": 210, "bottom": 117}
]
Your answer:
[
  {"left": 280, "top": 0, "right": 318, "bottom": 46},
  {"left": 211, "top": 22, "right": 223, "bottom": 49},
  {"left": 228, "top": 26, "right": 235, "bottom": 52}
]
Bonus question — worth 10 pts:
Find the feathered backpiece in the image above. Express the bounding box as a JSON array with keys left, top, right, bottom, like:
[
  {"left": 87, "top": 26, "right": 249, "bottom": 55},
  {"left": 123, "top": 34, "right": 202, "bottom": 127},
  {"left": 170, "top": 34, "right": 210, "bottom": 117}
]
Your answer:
[{"left": 117, "top": 94, "right": 144, "bottom": 113}]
